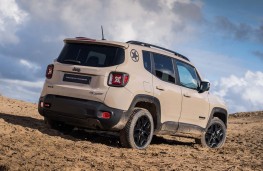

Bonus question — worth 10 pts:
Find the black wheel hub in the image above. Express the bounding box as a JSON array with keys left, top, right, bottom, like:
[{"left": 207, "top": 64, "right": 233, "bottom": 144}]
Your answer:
[
  {"left": 134, "top": 116, "right": 151, "bottom": 147},
  {"left": 205, "top": 123, "right": 224, "bottom": 148}
]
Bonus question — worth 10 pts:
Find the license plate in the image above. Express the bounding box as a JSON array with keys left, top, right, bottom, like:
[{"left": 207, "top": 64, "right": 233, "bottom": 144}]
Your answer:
[{"left": 63, "top": 74, "right": 91, "bottom": 84}]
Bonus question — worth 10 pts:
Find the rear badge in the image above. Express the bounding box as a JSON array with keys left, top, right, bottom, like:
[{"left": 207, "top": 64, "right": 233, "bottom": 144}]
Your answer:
[
  {"left": 73, "top": 67, "right": 81, "bottom": 72},
  {"left": 89, "top": 91, "right": 103, "bottom": 95},
  {"left": 130, "top": 49, "right": 139, "bottom": 62}
]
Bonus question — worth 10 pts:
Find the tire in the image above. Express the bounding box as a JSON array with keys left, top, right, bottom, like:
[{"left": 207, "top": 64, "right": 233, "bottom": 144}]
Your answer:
[
  {"left": 199, "top": 117, "right": 226, "bottom": 148},
  {"left": 44, "top": 117, "right": 74, "bottom": 134},
  {"left": 120, "top": 108, "right": 154, "bottom": 149}
]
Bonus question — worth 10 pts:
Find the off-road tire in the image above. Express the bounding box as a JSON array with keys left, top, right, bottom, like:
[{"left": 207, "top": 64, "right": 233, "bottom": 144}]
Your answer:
[
  {"left": 44, "top": 117, "right": 74, "bottom": 134},
  {"left": 199, "top": 117, "right": 226, "bottom": 148},
  {"left": 120, "top": 108, "right": 154, "bottom": 149}
]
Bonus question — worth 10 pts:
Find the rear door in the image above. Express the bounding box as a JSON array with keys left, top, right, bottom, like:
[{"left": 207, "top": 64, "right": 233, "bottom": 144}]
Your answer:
[
  {"left": 175, "top": 60, "right": 210, "bottom": 128},
  {"left": 142, "top": 51, "right": 154, "bottom": 94},
  {"left": 152, "top": 53, "right": 182, "bottom": 131},
  {"left": 45, "top": 42, "right": 125, "bottom": 102}
]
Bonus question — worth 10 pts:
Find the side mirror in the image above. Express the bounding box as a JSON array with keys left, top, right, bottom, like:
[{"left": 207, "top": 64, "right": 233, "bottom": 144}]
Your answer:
[{"left": 198, "top": 81, "right": 210, "bottom": 93}]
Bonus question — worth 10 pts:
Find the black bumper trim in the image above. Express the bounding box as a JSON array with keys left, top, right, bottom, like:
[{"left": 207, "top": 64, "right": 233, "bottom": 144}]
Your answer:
[{"left": 38, "top": 95, "right": 129, "bottom": 131}]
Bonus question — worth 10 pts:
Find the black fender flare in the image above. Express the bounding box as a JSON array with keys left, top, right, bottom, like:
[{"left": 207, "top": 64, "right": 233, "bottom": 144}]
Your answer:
[
  {"left": 126, "top": 94, "right": 162, "bottom": 131},
  {"left": 206, "top": 107, "right": 228, "bottom": 130}
]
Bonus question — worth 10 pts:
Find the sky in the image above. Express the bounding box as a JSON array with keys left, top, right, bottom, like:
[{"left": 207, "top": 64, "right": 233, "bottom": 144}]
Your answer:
[{"left": 0, "top": 0, "right": 262, "bottom": 113}]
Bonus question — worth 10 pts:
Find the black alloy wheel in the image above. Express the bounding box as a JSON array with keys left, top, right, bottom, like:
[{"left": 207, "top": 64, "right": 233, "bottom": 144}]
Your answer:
[
  {"left": 205, "top": 123, "right": 225, "bottom": 148},
  {"left": 119, "top": 108, "right": 154, "bottom": 149},
  {"left": 197, "top": 117, "right": 227, "bottom": 148},
  {"left": 133, "top": 116, "right": 151, "bottom": 147}
]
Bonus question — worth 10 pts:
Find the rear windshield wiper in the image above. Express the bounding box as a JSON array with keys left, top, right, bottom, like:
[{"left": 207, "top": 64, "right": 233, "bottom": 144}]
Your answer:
[{"left": 63, "top": 59, "right": 81, "bottom": 64}]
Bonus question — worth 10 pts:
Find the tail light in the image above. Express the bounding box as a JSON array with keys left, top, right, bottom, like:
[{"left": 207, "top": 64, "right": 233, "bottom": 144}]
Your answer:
[
  {"left": 46, "top": 64, "right": 54, "bottom": 79},
  {"left": 108, "top": 72, "right": 129, "bottom": 87}
]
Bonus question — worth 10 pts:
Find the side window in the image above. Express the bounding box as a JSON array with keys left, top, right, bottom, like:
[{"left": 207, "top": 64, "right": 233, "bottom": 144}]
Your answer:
[
  {"left": 176, "top": 61, "right": 200, "bottom": 89},
  {"left": 153, "top": 53, "right": 175, "bottom": 83},
  {"left": 142, "top": 51, "right": 151, "bottom": 73}
]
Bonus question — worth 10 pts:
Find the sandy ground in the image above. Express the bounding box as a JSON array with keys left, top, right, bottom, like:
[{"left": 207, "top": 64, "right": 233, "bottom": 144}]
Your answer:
[{"left": 0, "top": 96, "right": 262, "bottom": 171}]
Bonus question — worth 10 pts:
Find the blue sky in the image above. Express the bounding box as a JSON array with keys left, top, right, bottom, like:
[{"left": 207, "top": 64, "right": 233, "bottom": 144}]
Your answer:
[{"left": 0, "top": 0, "right": 262, "bottom": 113}]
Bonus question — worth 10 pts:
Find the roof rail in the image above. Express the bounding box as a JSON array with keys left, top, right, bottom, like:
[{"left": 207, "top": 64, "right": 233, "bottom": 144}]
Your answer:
[{"left": 126, "top": 40, "right": 190, "bottom": 61}]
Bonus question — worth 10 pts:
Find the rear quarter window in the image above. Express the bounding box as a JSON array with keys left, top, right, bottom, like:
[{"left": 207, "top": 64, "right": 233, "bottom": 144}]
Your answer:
[
  {"left": 142, "top": 51, "right": 152, "bottom": 73},
  {"left": 57, "top": 43, "right": 124, "bottom": 67}
]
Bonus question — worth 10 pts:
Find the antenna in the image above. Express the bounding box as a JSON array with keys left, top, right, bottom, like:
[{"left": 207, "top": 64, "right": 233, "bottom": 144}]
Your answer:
[{"left": 101, "top": 25, "right": 106, "bottom": 40}]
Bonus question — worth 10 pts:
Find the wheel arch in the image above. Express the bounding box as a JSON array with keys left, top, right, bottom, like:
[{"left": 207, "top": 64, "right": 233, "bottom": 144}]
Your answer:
[
  {"left": 129, "top": 94, "right": 161, "bottom": 132},
  {"left": 206, "top": 107, "right": 228, "bottom": 129}
]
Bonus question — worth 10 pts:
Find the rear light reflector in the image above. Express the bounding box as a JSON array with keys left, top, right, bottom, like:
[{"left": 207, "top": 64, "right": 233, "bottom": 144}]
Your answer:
[
  {"left": 102, "top": 112, "right": 111, "bottom": 119},
  {"left": 100, "top": 112, "right": 111, "bottom": 119},
  {"left": 46, "top": 64, "right": 54, "bottom": 79},
  {"left": 44, "top": 103, "right": 51, "bottom": 108},
  {"left": 108, "top": 72, "right": 129, "bottom": 87}
]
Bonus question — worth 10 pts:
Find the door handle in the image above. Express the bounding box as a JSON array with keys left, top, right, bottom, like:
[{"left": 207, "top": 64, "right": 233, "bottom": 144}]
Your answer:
[
  {"left": 156, "top": 86, "right": 165, "bottom": 91},
  {"left": 183, "top": 94, "right": 191, "bottom": 98}
]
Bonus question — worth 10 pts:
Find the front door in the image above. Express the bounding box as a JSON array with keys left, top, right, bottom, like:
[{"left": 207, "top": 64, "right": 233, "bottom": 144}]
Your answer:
[{"left": 176, "top": 60, "right": 210, "bottom": 128}]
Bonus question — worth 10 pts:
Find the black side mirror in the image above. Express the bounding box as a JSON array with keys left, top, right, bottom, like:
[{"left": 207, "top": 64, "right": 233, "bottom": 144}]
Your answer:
[{"left": 198, "top": 81, "right": 210, "bottom": 93}]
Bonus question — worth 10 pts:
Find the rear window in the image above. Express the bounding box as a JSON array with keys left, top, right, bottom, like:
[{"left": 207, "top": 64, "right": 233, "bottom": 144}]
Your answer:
[{"left": 57, "top": 43, "right": 125, "bottom": 67}]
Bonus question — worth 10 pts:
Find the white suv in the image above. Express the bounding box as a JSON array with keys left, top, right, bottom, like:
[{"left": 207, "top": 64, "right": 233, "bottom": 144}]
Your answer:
[{"left": 38, "top": 37, "right": 228, "bottom": 149}]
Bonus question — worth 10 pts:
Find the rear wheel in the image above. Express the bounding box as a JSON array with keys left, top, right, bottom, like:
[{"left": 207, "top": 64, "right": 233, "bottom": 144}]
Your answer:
[
  {"left": 120, "top": 108, "right": 154, "bottom": 149},
  {"left": 44, "top": 117, "right": 74, "bottom": 134},
  {"left": 199, "top": 117, "right": 226, "bottom": 148}
]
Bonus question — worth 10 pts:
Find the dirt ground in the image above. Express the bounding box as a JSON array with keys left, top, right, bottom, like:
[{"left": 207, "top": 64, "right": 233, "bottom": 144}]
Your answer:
[{"left": 0, "top": 96, "right": 262, "bottom": 171}]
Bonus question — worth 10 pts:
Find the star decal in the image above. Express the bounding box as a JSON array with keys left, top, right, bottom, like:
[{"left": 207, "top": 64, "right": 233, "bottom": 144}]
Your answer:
[{"left": 130, "top": 49, "right": 139, "bottom": 62}]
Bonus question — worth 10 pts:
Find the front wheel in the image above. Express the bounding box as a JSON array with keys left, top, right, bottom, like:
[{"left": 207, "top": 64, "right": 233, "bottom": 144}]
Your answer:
[
  {"left": 199, "top": 117, "right": 227, "bottom": 148},
  {"left": 120, "top": 108, "right": 154, "bottom": 149}
]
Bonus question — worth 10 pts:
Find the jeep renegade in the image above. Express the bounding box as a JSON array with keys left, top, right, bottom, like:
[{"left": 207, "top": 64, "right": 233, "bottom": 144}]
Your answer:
[{"left": 38, "top": 37, "right": 228, "bottom": 149}]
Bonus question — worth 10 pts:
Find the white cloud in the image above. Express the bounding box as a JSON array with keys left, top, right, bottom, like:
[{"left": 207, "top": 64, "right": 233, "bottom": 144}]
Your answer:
[
  {"left": 0, "top": 78, "right": 44, "bottom": 89},
  {"left": 0, "top": 0, "right": 28, "bottom": 44},
  {"left": 213, "top": 71, "right": 263, "bottom": 113},
  {"left": 182, "top": 48, "right": 246, "bottom": 81},
  {"left": 19, "top": 59, "right": 41, "bottom": 71},
  {"left": 0, "top": 78, "right": 44, "bottom": 102},
  {"left": 0, "top": 0, "right": 205, "bottom": 105},
  {"left": 19, "top": 0, "right": 203, "bottom": 47}
]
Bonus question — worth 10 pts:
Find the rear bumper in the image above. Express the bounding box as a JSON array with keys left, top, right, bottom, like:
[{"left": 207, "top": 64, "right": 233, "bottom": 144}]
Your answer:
[{"left": 38, "top": 95, "right": 130, "bottom": 131}]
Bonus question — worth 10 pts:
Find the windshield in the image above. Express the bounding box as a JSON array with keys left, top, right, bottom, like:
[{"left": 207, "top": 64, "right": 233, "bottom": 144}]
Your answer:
[{"left": 57, "top": 43, "right": 125, "bottom": 67}]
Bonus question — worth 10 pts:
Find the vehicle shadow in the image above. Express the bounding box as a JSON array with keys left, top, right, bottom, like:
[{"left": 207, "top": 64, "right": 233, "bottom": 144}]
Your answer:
[
  {"left": 0, "top": 164, "right": 9, "bottom": 171},
  {"left": 0, "top": 112, "right": 195, "bottom": 148},
  {"left": 151, "top": 135, "right": 195, "bottom": 146},
  {"left": 0, "top": 112, "right": 121, "bottom": 147}
]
